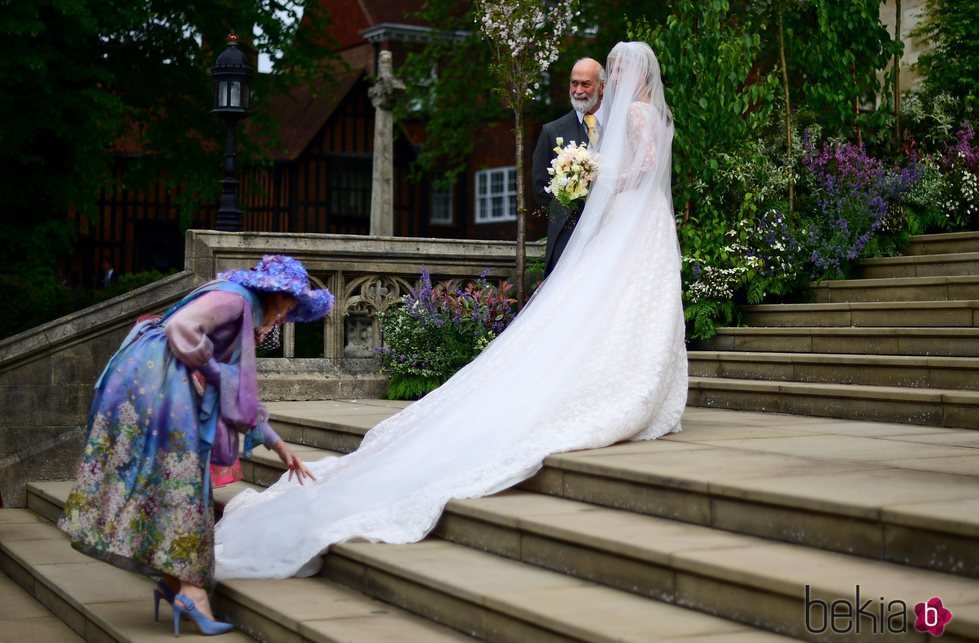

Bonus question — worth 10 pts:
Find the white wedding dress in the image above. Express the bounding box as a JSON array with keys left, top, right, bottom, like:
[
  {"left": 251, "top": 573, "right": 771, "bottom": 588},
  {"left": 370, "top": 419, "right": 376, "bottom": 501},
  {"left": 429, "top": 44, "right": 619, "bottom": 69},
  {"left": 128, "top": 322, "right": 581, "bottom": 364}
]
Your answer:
[{"left": 214, "top": 42, "right": 687, "bottom": 580}]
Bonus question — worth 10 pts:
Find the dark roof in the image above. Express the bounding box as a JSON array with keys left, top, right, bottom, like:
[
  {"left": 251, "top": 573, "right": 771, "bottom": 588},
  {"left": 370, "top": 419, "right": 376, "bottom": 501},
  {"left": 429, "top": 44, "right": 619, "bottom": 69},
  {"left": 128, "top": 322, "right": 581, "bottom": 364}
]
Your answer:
[
  {"left": 317, "top": 0, "right": 428, "bottom": 49},
  {"left": 360, "top": 0, "right": 428, "bottom": 25},
  {"left": 263, "top": 70, "right": 363, "bottom": 160}
]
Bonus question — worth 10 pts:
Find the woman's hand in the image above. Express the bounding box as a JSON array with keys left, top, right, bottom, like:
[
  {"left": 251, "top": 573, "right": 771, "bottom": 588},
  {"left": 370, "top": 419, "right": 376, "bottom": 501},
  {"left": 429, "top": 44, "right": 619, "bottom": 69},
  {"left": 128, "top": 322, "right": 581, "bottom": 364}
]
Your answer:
[{"left": 271, "top": 441, "right": 317, "bottom": 485}]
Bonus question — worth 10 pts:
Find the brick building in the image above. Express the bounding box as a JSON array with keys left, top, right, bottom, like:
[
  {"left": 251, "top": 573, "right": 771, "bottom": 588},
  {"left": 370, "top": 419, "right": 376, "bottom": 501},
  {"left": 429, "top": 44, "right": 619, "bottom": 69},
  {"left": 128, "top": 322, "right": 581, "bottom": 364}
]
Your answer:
[{"left": 68, "top": 0, "right": 551, "bottom": 288}]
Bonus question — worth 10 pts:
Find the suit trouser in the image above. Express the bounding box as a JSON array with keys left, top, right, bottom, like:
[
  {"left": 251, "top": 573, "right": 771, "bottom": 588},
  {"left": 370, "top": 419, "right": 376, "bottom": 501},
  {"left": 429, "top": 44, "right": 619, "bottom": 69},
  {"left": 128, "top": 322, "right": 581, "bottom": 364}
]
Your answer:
[{"left": 544, "top": 224, "right": 576, "bottom": 278}]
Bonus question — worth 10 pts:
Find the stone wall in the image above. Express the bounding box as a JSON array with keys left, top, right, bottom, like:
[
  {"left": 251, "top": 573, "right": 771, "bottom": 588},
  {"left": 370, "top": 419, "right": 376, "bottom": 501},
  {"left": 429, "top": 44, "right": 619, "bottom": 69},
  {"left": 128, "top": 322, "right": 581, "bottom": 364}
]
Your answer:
[
  {"left": 0, "top": 230, "right": 541, "bottom": 506},
  {"left": 0, "top": 272, "right": 201, "bottom": 506}
]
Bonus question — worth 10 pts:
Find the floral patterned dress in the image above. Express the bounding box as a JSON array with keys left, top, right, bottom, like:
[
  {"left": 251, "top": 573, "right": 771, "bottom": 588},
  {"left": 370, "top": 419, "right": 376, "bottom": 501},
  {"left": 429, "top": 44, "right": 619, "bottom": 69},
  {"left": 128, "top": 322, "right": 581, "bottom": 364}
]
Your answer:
[{"left": 59, "top": 283, "right": 280, "bottom": 587}]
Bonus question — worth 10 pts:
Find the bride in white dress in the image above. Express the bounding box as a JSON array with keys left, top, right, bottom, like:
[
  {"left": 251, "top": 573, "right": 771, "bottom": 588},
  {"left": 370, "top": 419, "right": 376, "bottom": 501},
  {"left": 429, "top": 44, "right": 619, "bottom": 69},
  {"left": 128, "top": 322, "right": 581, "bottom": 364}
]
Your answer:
[{"left": 215, "top": 41, "right": 687, "bottom": 580}]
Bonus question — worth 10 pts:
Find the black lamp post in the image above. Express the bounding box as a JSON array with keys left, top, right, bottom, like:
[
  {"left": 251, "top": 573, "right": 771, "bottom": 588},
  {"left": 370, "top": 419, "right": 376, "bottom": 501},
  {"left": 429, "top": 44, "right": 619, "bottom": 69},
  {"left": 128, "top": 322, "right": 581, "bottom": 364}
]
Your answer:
[{"left": 211, "top": 32, "right": 254, "bottom": 232}]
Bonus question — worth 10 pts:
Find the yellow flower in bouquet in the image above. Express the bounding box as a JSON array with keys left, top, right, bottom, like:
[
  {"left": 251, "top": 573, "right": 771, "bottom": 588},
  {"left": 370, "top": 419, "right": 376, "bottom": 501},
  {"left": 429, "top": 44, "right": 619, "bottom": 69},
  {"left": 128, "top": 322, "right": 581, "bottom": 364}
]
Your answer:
[{"left": 545, "top": 137, "right": 598, "bottom": 208}]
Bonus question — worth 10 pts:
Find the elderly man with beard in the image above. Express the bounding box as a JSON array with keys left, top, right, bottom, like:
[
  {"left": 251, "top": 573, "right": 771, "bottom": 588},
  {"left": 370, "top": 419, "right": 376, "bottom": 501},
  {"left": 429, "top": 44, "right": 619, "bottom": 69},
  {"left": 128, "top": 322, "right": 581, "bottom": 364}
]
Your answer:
[{"left": 532, "top": 57, "right": 606, "bottom": 277}]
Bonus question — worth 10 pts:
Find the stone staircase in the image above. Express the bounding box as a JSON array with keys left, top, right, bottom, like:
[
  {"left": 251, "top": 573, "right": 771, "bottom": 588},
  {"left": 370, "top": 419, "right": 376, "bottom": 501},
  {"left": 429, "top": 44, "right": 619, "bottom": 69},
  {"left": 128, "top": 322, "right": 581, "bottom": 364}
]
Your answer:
[
  {"left": 3, "top": 400, "right": 978, "bottom": 641},
  {"left": 1, "top": 485, "right": 468, "bottom": 642},
  {"left": 690, "top": 231, "right": 979, "bottom": 429},
  {"left": 3, "top": 231, "right": 979, "bottom": 641}
]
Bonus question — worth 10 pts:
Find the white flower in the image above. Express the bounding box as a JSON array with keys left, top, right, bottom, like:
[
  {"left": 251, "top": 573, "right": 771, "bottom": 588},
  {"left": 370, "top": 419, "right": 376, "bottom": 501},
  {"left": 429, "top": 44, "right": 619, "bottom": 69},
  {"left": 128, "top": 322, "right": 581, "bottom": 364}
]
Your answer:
[{"left": 545, "top": 140, "right": 598, "bottom": 207}]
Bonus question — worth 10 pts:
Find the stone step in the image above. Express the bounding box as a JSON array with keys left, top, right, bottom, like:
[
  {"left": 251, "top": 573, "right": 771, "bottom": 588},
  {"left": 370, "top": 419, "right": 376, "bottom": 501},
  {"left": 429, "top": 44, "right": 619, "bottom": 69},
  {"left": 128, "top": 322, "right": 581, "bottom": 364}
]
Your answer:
[
  {"left": 688, "top": 350, "right": 979, "bottom": 390},
  {"left": 29, "top": 482, "right": 795, "bottom": 642},
  {"left": 905, "top": 230, "right": 979, "bottom": 256},
  {"left": 213, "top": 574, "right": 470, "bottom": 642},
  {"left": 214, "top": 478, "right": 979, "bottom": 641},
  {"left": 742, "top": 300, "right": 979, "bottom": 328},
  {"left": 688, "top": 376, "right": 979, "bottom": 429},
  {"left": 809, "top": 274, "right": 979, "bottom": 303},
  {"left": 0, "top": 565, "right": 84, "bottom": 642},
  {"left": 431, "top": 491, "right": 979, "bottom": 642},
  {"left": 325, "top": 539, "right": 797, "bottom": 642},
  {"left": 254, "top": 402, "right": 979, "bottom": 578},
  {"left": 0, "top": 508, "right": 254, "bottom": 642},
  {"left": 230, "top": 413, "right": 979, "bottom": 641},
  {"left": 695, "top": 326, "right": 979, "bottom": 357},
  {"left": 860, "top": 251, "right": 979, "bottom": 279},
  {"left": 261, "top": 399, "right": 413, "bottom": 463},
  {"left": 3, "top": 495, "right": 472, "bottom": 642},
  {"left": 30, "top": 402, "right": 979, "bottom": 639}
]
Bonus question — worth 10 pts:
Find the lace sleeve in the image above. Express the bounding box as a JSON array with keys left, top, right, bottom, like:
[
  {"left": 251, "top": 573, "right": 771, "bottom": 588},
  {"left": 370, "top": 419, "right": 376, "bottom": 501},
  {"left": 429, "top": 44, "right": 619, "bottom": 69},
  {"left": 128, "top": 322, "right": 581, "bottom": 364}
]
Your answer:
[{"left": 617, "top": 103, "right": 656, "bottom": 191}]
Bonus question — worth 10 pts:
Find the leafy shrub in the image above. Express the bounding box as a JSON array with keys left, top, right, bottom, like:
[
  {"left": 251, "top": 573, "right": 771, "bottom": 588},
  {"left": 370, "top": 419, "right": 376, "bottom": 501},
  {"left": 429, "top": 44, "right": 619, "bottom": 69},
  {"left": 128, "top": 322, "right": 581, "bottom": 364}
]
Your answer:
[
  {"left": 681, "top": 207, "right": 805, "bottom": 339},
  {"left": 904, "top": 156, "right": 952, "bottom": 234},
  {"left": 935, "top": 122, "right": 979, "bottom": 228},
  {"left": 680, "top": 128, "right": 927, "bottom": 339},
  {"left": 377, "top": 269, "right": 517, "bottom": 399},
  {"left": 900, "top": 91, "right": 965, "bottom": 153},
  {"left": 799, "top": 133, "right": 919, "bottom": 279},
  {"left": 679, "top": 134, "right": 804, "bottom": 339}
]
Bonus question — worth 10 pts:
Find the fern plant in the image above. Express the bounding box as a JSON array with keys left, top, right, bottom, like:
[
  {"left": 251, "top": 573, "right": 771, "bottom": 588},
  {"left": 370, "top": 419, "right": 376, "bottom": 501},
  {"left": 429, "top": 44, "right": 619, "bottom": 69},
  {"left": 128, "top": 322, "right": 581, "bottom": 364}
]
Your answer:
[{"left": 684, "top": 299, "right": 740, "bottom": 340}]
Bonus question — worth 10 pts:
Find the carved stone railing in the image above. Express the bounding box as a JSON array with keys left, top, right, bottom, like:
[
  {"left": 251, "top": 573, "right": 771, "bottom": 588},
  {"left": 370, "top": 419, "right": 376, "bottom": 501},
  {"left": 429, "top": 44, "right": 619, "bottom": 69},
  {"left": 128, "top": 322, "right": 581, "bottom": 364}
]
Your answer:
[{"left": 186, "top": 230, "right": 543, "bottom": 371}]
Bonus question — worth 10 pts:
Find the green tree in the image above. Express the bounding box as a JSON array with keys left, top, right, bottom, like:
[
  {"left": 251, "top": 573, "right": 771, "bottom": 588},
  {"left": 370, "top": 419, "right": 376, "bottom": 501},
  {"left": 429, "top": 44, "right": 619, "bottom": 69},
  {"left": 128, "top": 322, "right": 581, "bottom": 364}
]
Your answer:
[
  {"left": 893, "top": 0, "right": 903, "bottom": 146},
  {"left": 396, "top": 0, "right": 499, "bottom": 188},
  {"left": 631, "top": 0, "right": 777, "bottom": 221},
  {"left": 912, "top": 0, "right": 979, "bottom": 118},
  {"left": 791, "top": 0, "right": 901, "bottom": 140},
  {"left": 474, "top": 0, "right": 578, "bottom": 305},
  {"left": 746, "top": 0, "right": 901, "bottom": 202},
  {"left": 0, "top": 0, "right": 123, "bottom": 284},
  {"left": 553, "top": 0, "right": 670, "bottom": 101},
  {"left": 746, "top": 0, "right": 803, "bottom": 211},
  {"left": 748, "top": 0, "right": 809, "bottom": 212},
  {"left": 630, "top": 0, "right": 779, "bottom": 338}
]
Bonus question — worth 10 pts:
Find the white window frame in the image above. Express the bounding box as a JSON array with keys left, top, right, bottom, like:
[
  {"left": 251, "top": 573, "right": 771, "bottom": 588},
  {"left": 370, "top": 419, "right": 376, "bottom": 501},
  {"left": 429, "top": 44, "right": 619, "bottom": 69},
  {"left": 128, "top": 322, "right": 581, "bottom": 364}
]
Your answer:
[
  {"left": 430, "top": 181, "right": 453, "bottom": 225},
  {"left": 474, "top": 166, "right": 517, "bottom": 224}
]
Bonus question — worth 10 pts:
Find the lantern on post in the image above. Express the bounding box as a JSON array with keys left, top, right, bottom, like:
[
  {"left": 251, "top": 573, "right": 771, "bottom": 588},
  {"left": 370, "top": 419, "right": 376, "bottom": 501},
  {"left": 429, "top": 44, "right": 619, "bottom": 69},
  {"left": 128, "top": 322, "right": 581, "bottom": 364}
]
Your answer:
[{"left": 211, "top": 31, "right": 254, "bottom": 232}]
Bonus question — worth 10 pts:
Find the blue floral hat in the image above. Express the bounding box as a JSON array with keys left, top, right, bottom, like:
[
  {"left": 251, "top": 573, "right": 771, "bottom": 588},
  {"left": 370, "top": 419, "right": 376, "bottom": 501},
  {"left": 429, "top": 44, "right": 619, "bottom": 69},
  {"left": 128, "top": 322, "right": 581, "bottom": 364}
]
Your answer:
[{"left": 218, "top": 255, "right": 334, "bottom": 323}]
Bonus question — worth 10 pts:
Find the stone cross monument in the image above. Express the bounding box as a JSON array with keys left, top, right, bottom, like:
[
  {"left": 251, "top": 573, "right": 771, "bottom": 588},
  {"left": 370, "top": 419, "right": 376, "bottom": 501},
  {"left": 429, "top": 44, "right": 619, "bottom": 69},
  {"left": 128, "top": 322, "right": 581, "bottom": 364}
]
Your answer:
[{"left": 368, "top": 50, "right": 405, "bottom": 237}]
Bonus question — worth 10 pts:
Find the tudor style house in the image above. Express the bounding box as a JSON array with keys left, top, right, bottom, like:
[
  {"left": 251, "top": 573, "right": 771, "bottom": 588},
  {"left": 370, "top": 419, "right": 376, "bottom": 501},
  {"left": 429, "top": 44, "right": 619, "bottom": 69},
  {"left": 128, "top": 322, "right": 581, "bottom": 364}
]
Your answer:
[{"left": 67, "top": 0, "right": 551, "bottom": 288}]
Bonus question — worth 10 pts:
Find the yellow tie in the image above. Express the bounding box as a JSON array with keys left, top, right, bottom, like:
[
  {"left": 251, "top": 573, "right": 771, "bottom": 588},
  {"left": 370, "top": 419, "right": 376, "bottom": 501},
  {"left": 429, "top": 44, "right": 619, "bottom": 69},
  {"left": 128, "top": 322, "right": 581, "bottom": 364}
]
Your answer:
[{"left": 583, "top": 114, "right": 599, "bottom": 147}]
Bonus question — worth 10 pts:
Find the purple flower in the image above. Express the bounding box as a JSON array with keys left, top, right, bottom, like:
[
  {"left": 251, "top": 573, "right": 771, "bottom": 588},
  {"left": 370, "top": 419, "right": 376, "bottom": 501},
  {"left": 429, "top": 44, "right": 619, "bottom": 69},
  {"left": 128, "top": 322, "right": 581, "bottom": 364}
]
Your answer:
[
  {"left": 939, "top": 121, "right": 979, "bottom": 173},
  {"left": 800, "top": 131, "right": 921, "bottom": 278}
]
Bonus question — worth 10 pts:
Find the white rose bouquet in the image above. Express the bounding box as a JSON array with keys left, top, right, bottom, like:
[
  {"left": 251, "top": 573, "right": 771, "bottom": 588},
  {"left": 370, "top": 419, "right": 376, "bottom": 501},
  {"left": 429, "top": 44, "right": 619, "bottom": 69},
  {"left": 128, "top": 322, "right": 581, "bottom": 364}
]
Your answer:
[{"left": 544, "top": 137, "right": 598, "bottom": 208}]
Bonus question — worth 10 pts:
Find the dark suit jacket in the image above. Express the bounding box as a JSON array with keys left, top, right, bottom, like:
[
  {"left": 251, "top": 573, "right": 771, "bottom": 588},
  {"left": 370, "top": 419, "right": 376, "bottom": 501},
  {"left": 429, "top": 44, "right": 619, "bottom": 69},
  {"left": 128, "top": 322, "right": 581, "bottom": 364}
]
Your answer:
[{"left": 531, "top": 110, "right": 589, "bottom": 276}]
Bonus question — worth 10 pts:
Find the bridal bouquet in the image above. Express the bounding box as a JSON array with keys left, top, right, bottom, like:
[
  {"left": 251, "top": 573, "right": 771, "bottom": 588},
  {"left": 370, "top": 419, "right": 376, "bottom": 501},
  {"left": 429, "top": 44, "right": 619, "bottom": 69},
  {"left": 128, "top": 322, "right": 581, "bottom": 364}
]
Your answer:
[{"left": 545, "top": 137, "right": 598, "bottom": 207}]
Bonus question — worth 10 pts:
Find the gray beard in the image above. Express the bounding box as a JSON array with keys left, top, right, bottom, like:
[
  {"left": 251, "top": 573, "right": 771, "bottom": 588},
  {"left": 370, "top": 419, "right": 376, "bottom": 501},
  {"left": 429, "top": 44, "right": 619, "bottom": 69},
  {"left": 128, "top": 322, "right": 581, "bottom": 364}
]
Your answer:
[{"left": 571, "top": 94, "right": 598, "bottom": 114}]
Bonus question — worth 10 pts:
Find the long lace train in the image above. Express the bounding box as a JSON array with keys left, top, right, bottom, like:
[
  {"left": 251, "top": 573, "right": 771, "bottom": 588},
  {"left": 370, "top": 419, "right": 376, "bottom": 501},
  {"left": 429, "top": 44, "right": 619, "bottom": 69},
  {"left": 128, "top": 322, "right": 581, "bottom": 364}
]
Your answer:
[{"left": 214, "top": 41, "right": 687, "bottom": 580}]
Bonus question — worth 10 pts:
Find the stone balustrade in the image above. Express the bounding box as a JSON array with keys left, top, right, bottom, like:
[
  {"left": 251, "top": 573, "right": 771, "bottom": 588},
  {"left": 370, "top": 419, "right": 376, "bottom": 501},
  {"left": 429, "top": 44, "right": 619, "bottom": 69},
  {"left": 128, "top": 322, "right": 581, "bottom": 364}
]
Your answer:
[{"left": 187, "top": 230, "right": 542, "bottom": 368}]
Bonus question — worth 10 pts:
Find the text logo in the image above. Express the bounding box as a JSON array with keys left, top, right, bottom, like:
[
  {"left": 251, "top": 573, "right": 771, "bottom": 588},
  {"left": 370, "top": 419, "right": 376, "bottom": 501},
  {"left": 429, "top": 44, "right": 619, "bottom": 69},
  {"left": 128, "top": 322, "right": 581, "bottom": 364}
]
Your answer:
[
  {"left": 914, "top": 597, "right": 953, "bottom": 636},
  {"left": 805, "top": 585, "right": 908, "bottom": 635}
]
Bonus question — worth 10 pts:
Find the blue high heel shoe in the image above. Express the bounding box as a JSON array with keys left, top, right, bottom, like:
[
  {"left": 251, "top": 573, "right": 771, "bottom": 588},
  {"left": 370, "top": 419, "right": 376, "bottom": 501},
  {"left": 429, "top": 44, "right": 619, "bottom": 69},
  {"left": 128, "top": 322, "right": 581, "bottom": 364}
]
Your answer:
[
  {"left": 153, "top": 580, "right": 177, "bottom": 622},
  {"left": 172, "top": 593, "right": 234, "bottom": 637}
]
